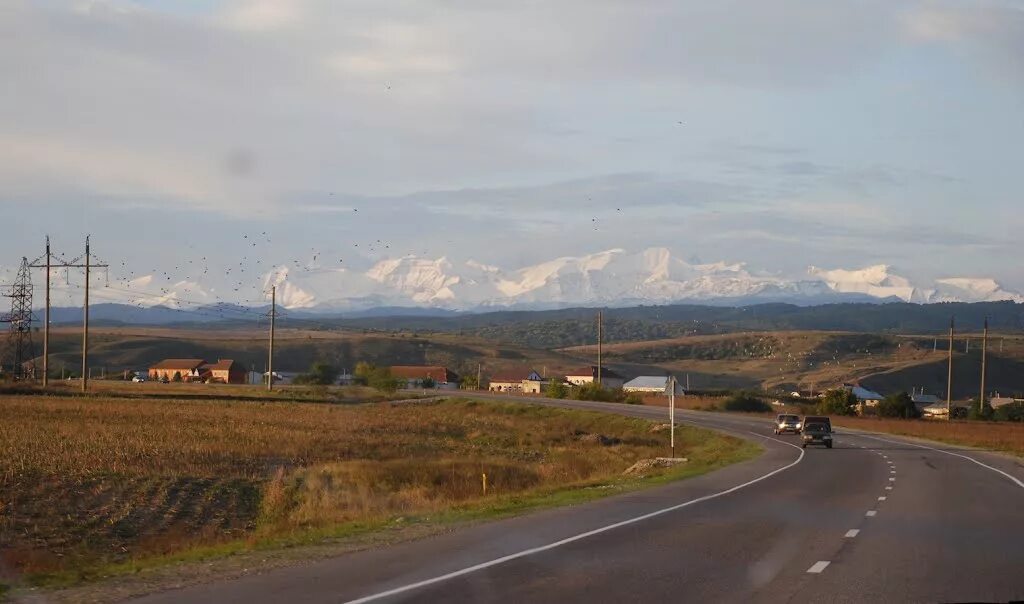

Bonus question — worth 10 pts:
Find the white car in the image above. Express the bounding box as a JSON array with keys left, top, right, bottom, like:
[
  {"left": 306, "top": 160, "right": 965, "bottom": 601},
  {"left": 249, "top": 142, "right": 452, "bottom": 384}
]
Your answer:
[{"left": 132, "top": 376, "right": 147, "bottom": 383}]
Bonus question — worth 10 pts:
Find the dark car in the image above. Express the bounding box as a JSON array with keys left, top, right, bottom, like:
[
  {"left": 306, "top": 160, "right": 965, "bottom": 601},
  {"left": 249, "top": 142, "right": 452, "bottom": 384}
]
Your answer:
[
  {"left": 801, "top": 423, "right": 833, "bottom": 448},
  {"left": 798, "top": 415, "right": 832, "bottom": 434}
]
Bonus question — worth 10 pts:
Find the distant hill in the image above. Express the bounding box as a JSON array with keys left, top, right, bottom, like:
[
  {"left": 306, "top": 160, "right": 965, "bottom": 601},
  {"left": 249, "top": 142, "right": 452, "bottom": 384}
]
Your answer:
[{"left": 43, "top": 301, "right": 1024, "bottom": 349}]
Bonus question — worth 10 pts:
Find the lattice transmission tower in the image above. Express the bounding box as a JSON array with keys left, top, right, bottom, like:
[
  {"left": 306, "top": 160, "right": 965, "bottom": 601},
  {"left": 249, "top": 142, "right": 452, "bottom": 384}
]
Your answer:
[{"left": 1, "top": 257, "right": 36, "bottom": 379}]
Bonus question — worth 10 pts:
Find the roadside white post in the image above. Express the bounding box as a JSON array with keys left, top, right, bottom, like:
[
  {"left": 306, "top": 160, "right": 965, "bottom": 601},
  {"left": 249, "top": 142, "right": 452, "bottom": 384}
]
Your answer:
[{"left": 670, "top": 376, "right": 676, "bottom": 459}]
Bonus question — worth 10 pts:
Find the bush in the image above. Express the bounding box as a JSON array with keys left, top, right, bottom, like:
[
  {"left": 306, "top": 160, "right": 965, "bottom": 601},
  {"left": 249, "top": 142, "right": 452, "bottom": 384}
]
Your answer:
[
  {"left": 817, "top": 389, "right": 857, "bottom": 416},
  {"left": 172, "top": 371, "right": 183, "bottom": 383},
  {"left": 568, "top": 382, "right": 633, "bottom": 403},
  {"left": 420, "top": 376, "right": 437, "bottom": 389},
  {"left": 545, "top": 379, "right": 568, "bottom": 399},
  {"left": 993, "top": 402, "right": 1024, "bottom": 422},
  {"left": 624, "top": 392, "right": 644, "bottom": 405},
  {"left": 877, "top": 391, "right": 921, "bottom": 419},
  {"left": 722, "top": 393, "right": 772, "bottom": 413}
]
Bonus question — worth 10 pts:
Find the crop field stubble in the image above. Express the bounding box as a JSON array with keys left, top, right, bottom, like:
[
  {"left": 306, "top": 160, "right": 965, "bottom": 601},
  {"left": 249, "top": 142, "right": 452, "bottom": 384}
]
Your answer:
[{"left": 0, "top": 392, "right": 753, "bottom": 588}]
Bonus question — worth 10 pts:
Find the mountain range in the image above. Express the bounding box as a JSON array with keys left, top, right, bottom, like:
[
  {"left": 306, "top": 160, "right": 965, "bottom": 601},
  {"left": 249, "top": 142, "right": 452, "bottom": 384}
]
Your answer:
[
  {"left": 9, "top": 248, "right": 1023, "bottom": 315},
  {"left": 258, "top": 248, "right": 1022, "bottom": 311}
]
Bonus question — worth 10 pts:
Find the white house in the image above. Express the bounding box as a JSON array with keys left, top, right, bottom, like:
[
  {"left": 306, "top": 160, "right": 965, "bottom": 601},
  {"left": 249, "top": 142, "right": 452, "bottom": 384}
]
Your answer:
[
  {"left": 564, "top": 366, "right": 625, "bottom": 390},
  {"left": 489, "top": 369, "right": 544, "bottom": 393}
]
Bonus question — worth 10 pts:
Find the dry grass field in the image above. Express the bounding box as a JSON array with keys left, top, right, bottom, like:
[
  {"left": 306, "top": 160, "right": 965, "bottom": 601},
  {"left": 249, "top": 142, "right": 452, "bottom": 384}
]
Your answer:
[
  {"left": 834, "top": 416, "right": 1024, "bottom": 457},
  {"left": 0, "top": 393, "right": 754, "bottom": 589}
]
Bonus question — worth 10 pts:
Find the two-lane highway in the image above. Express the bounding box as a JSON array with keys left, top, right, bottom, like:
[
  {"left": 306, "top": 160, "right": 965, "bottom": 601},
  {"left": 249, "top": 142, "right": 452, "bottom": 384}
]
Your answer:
[{"left": 131, "top": 397, "right": 1024, "bottom": 604}]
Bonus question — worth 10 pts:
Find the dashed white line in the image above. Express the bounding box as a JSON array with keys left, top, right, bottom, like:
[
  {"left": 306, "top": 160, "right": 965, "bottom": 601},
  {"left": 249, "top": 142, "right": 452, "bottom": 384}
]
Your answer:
[
  {"left": 845, "top": 529, "right": 860, "bottom": 538},
  {"left": 807, "top": 561, "right": 831, "bottom": 573},
  {"left": 890, "top": 470, "right": 896, "bottom": 474},
  {"left": 886, "top": 486, "right": 893, "bottom": 490},
  {"left": 878, "top": 496, "right": 887, "bottom": 501},
  {"left": 889, "top": 477, "right": 896, "bottom": 481},
  {"left": 854, "top": 433, "right": 1024, "bottom": 490},
  {"left": 866, "top": 510, "right": 877, "bottom": 517}
]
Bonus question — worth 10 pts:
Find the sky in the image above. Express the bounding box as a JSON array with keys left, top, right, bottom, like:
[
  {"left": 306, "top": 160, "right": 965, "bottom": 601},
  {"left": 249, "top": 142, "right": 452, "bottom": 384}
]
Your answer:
[{"left": 2, "top": 0, "right": 1024, "bottom": 308}]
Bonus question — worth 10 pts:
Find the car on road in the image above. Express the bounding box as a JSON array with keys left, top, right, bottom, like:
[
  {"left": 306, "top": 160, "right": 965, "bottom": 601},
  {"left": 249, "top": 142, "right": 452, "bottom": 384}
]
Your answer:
[
  {"left": 132, "top": 376, "right": 146, "bottom": 383},
  {"left": 798, "top": 415, "right": 832, "bottom": 434},
  {"left": 801, "top": 422, "right": 833, "bottom": 448},
  {"left": 774, "top": 414, "right": 800, "bottom": 435}
]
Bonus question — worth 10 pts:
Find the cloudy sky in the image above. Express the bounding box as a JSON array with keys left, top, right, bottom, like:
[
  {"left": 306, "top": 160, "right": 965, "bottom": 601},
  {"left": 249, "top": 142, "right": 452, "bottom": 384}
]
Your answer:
[{"left": 2, "top": 0, "right": 1023, "bottom": 306}]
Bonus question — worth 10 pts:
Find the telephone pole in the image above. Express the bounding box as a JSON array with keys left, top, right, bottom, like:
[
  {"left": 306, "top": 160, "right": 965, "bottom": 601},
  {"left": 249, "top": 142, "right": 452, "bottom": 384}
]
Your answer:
[
  {"left": 29, "top": 236, "right": 106, "bottom": 390},
  {"left": 267, "top": 285, "right": 276, "bottom": 391},
  {"left": 42, "top": 238, "right": 50, "bottom": 386},
  {"left": 946, "top": 317, "right": 954, "bottom": 420},
  {"left": 980, "top": 318, "right": 989, "bottom": 410},
  {"left": 82, "top": 236, "right": 90, "bottom": 392},
  {"left": 596, "top": 310, "right": 603, "bottom": 387}
]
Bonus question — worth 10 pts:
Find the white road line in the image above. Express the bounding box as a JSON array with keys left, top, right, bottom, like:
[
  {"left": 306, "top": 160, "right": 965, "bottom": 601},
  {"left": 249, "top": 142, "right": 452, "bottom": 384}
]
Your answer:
[
  {"left": 866, "top": 510, "right": 877, "bottom": 517},
  {"left": 890, "top": 470, "right": 896, "bottom": 474},
  {"left": 886, "top": 486, "right": 893, "bottom": 490},
  {"left": 844, "top": 529, "right": 860, "bottom": 538},
  {"left": 878, "top": 496, "right": 887, "bottom": 501},
  {"left": 343, "top": 431, "right": 806, "bottom": 604},
  {"left": 889, "top": 477, "right": 896, "bottom": 481},
  {"left": 807, "top": 561, "right": 831, "bottom": 574},
  {"left": 853, "top": 433, "right": 1024, "bottom": 490}
]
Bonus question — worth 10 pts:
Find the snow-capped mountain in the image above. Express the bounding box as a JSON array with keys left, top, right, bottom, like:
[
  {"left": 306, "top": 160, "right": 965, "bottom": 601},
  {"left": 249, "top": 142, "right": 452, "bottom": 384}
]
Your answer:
[{"left": 254, "top": 248, "right": 1024, "bottom": 310}]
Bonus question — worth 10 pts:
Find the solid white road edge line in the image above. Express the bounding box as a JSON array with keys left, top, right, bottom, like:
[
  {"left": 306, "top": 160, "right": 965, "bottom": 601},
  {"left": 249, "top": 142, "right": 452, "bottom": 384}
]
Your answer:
[
  {"left": 845, "top": 529, "right": 860, "bottom": 538},
  {"left": 851, "top": 433, "right": 1024, "bottom": 490},
  {"left": 343, "top": 430, "right": 805, "bottom": 604},
  {"left": 807, "top": 561, "right": 831, "bottom": 573}
]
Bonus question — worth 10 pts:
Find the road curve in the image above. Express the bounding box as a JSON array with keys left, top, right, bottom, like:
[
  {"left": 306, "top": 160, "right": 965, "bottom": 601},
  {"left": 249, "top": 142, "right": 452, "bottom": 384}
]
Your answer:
[{"left": 130, "top": 396, "right": 1024, "bottom": 604}]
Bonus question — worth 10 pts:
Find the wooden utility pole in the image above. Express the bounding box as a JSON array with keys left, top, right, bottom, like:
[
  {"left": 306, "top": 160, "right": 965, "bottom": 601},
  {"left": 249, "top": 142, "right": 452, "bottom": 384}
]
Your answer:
[
  {"left": 980, "top": 318, "right": 989, "bottom": 410},
  {"left": 82, "top": 236, "right": 90, "bottom": 393},
  {"left": 946, "top": 317, "right": 954, "bottom": 420},
  {"left": 477, "top": 363, "right": 482, "bottom": 391},
  {"left": 597, "top": 310, "right": 603, "bottom": 387},
  {"left": 43, "top": 237, "right": 50, "bottom": 386},
  {"left": 267, "top": 285, "right": 276, "bottom": 391}
]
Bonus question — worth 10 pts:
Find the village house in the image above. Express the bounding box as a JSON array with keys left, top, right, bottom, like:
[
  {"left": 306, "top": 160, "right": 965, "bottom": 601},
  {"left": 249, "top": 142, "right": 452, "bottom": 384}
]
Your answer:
[
  {"left": 564, "top": 366, "right": 625, "bottom": 390},
  {"left": 149, "top": 359, "right": 247, "bottom": 384},
  {"left": 150, "top": 359, "right": 205, "bottom": 382},
  {"left": 488, "top": 369, "right": 544, "bottom": 393},
  {"left": 390, "top": 365, "right": 460, "bottom": 390}
]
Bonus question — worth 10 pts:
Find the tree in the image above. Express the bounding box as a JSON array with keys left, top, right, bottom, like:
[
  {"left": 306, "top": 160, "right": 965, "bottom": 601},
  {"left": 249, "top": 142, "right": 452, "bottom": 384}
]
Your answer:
[
  {"left": 816, "top": 389, "right": 857, "bottom": 416},
  {"left": 967, "top": 398, "right": 994, "bottom": 421},
  {"left": 460, "top": 374, "right": 480, "bottom": 390},
  {"left": 545, "top": 379, "right": 568, "bottom": 399},
  {"left": 352, "top": 361, "right": 376, "bottom": 386},
  {"left": 722, "top": 392, "right": 772, "bottom": 413},
  {"left": 420, "top": 376, "right": 436, "bottom": 389},
  {"left": 877, "top": 391, "right": 921, "bottom": 419},
  {"left": 294, "top": 362, "right": 340, "bottom": 385},
  {"left": 172, "top": 371, "right": 183, "bottom": 383}
]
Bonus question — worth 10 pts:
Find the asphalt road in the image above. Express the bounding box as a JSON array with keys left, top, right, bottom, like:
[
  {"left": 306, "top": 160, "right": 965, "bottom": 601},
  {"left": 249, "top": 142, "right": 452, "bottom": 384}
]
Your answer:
[{"left": 131, "top": 396, "right": 1024, "bottom": 604}]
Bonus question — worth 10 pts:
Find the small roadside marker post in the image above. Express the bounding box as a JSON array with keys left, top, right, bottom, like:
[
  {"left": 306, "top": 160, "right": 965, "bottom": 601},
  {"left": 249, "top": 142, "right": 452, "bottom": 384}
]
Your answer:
[
  {"left": 482, "top": 473, "right": 487, "bottom": 496},
  {"left": 670, "top": 376, "right": 676, "bottom": 459}
]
